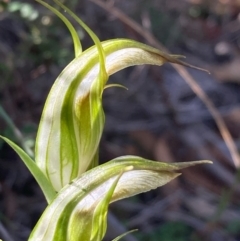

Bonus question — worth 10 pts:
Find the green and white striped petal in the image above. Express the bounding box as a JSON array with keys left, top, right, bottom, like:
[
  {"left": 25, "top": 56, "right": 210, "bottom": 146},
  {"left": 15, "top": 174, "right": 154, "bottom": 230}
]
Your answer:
[{"left": 29, "top": 156, "right": 211, "bottom": 241}]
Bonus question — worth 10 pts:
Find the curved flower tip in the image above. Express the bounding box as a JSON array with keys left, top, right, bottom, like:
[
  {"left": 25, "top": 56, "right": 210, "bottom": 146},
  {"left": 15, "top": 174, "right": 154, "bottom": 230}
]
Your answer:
[{"left": 29, "top": 156, "right": 211, "bottom": 241}]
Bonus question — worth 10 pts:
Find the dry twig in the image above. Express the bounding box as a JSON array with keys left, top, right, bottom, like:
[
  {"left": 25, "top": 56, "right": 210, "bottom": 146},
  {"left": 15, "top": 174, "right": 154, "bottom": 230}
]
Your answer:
[{"left": 90, "top": 0, "right": 240, "bottom": 168}]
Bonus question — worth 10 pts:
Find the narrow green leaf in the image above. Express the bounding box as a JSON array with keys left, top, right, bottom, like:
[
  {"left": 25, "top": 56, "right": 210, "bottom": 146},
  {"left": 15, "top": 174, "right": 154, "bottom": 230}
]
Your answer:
[{"left": 0, "top": 136, "right": 56, "bottom": 204}]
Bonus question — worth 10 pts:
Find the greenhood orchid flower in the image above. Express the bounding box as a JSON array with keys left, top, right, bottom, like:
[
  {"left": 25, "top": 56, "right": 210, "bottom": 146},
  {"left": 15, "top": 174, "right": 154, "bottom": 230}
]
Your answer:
[
  {"left": 29, "top": 157, "right": 211, "bottom": 241},
  {"left": 34, "top": 0, "right": 208, "bottom": 192},
  {"left": 35, "top": 38, "right": 208, "bottom": 192},
  {"left": 0, "top": 1, "right": 212, "bottom": 240}
]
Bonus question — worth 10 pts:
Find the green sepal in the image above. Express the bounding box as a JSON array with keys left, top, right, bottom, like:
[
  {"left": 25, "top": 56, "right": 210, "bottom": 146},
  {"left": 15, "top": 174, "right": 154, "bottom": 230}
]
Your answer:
[
  {"left": 35, "top": 0, "right": 82, "bottom": 57},
  {"left": 90, "top": 170, "right": 125, "bottom": 241},
  {"left": 53, "top": 0, "right": 108, "bottom": 83}
]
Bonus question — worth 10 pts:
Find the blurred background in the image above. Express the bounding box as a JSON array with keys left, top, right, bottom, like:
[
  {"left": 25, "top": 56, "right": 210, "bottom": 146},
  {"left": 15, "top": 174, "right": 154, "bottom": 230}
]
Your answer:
[{"left": 1, "top": 0, "right": 240, "bottom": 240}]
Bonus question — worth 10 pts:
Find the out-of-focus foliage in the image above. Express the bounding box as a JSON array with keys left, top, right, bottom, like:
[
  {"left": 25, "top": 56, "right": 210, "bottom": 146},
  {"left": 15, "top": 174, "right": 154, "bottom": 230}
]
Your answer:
[{"left": 7, "top": 1, "right": 39, "bottom": 21}]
